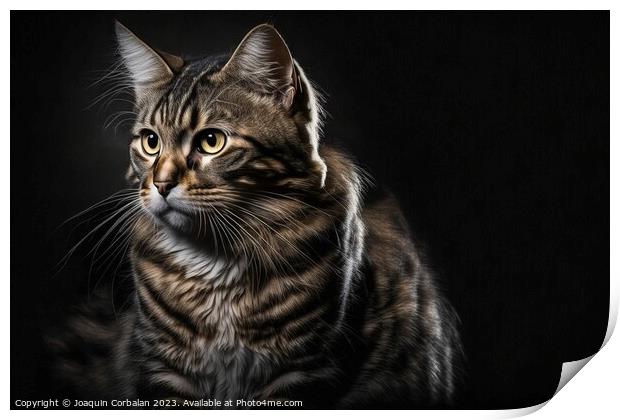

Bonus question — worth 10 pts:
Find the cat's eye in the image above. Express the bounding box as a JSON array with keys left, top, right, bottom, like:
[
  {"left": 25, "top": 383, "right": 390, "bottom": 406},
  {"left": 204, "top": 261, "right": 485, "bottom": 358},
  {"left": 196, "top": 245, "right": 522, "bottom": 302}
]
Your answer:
[
  {"left": 196, "top": 129, "right": 226, "bottom": 154},
  {"left": 141, "top": 130, "right": 160, "bottom": 155}
]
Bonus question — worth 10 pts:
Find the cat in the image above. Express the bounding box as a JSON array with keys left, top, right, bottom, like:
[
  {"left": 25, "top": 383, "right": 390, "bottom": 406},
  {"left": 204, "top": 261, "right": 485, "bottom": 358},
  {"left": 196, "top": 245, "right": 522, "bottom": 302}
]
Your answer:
[{"left": 49, "top": 21, "right": 462, "bottom": 409}]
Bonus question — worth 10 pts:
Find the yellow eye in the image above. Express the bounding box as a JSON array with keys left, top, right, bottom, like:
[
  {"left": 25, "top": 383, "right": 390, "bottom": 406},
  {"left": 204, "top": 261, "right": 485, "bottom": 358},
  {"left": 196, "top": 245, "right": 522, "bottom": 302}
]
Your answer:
[
  {"left": 141, "top": 130, "right": 160, "bottom": 155},
  {"left": 196, "top": 129, "right": 226, "bottom": 154}
]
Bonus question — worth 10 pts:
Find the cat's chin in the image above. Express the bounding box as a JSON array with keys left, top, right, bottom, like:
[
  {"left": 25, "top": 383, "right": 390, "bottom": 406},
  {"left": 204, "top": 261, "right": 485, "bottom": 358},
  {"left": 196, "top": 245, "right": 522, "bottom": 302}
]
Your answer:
[
  {"left": 145, "top": 192, "right": 193, "bottom": 233},
  {"left": 155, "top": 208, "right": 193, "bottom": 232}
]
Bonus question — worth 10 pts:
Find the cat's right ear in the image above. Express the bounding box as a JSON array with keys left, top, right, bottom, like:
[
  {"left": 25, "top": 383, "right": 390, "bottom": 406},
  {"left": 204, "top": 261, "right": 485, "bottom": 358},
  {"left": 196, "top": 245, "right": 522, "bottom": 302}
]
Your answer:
[{"left": 115, "top": 21, "right": 183, "bottom": 101}]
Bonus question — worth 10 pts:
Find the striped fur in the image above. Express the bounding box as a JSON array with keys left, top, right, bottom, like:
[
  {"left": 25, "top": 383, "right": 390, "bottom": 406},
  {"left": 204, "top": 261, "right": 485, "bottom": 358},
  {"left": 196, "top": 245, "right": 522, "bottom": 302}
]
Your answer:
[{"left": 51, "top": 23, "right": 462, "bottom": 408}]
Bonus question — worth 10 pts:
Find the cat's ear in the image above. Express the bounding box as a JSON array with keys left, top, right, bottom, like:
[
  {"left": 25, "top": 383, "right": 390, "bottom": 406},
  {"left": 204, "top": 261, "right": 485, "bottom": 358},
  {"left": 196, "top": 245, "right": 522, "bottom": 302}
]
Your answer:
[
  {"left": 223, "top": 24, "right": 327, "bottom": 187},
  {"left": 221, "top": 24, "right": 297, "bottom": 108},
  {"left": 115, "top": 21, "right": 183, "bottom": 100}
]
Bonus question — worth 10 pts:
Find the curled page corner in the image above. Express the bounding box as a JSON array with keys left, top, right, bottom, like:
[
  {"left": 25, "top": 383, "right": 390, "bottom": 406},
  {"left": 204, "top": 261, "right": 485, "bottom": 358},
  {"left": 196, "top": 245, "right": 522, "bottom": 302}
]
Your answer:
[
  {"left": 551, "top": 294, "right": 617, "bottom": 397},
  {"left": 493, "top": 290, "right": 617, "bottom": 419},
  {"left": 493, "top": 356, "right": 599, "bottom": 419},
  {"left": 553, "top": 355, "right": 595, "bottom": 396},
  {"left": 551, "top": 281, "right": 619, "bottom": 395}
]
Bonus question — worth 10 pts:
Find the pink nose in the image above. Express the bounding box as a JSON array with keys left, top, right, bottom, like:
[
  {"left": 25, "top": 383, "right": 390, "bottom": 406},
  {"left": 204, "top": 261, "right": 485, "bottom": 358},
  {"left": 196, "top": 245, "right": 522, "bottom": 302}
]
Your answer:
[{"left": 153, "top": 181, "right": 177, "bottom": 197}]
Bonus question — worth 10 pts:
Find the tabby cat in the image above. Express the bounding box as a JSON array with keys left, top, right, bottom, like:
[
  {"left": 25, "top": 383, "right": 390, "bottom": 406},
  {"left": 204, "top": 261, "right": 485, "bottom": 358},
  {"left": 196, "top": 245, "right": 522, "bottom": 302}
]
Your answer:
[{"left": 51, "top": 21, "right": 462, "bottom": 409}]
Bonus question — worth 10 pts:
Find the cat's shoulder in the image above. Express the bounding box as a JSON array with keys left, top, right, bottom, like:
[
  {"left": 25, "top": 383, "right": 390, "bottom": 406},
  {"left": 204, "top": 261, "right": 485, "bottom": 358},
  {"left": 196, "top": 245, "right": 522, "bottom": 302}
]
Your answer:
[{"left": 361, "top": 187, "right": 412, "bottom": 240}]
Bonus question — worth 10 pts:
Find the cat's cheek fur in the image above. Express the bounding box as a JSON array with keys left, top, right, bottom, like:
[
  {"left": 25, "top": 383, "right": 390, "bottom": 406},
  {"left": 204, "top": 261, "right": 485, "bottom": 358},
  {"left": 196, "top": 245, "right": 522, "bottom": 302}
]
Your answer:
[{"left": 145, "top": 185, "right": 166, "bottom": 212}]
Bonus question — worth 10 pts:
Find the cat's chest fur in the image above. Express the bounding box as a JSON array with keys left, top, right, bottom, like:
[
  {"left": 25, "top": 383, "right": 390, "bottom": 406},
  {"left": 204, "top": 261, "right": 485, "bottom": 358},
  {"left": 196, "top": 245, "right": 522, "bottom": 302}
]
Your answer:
[
  {"left": 154, "top": 233, "right": 246, "bottom": 342},
  {"left": 132, "top": 232, "right": 278, "bottom": 399}
]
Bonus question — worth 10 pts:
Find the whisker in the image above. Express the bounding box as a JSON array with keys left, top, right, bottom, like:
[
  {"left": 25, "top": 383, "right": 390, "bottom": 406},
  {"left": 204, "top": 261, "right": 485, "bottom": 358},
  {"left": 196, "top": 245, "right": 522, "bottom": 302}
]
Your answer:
[
  {"left": 54, "top": 199, "right": 140, "bottom": 277},
  {"left": 55, "top": 189, "right": 139, "bottom": 232}
]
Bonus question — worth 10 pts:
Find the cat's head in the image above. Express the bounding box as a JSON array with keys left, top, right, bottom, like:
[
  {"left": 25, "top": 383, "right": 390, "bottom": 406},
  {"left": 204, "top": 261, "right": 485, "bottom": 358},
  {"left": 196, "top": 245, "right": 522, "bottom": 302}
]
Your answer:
[{"left": 116, "top": 22, "right": 327, "bottom": 239}]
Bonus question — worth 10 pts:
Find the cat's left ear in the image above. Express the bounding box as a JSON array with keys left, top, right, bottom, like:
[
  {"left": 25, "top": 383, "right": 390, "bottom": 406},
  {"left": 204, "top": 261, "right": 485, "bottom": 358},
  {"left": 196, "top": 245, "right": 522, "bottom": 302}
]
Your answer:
[
  {"left": 221, "top": 24, "right": 297, "bottom": 108},
  {"left": 115, "top": 21, "right": 184, "bottom": 101}
]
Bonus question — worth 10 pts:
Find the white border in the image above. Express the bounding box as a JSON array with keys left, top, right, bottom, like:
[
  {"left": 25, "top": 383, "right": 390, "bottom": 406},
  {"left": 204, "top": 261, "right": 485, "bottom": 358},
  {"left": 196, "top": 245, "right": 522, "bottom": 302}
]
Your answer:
[
  {"left": 0, "top": 1, "right": 617, "bottom": 10},
  {"left": 3, "top": 2, "right": 616, "bottom": 418}
]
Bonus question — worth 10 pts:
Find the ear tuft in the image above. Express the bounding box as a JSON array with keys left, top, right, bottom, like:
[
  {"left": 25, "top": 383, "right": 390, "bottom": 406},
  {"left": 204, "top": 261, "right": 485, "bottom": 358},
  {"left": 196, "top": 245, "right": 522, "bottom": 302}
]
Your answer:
[
  {"left": 222, "top": 24, "right": 297, "bottom": 107},
  {"left": 115, "top": 21, "right": 178, "bottom": 98}
]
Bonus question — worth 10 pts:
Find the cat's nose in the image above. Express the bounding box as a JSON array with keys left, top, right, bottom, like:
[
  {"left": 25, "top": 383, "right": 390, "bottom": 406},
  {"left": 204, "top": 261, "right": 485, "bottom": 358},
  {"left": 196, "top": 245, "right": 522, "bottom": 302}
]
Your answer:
[{"left": 153, "top": 181, "right": 177, "bottom": 197}]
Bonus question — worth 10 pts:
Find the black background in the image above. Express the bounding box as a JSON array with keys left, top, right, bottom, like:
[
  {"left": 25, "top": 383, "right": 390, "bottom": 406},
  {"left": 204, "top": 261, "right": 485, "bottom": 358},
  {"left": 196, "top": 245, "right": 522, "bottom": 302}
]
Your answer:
[{"left": 11, "top": 11, "right": 609, "bottom": 409}]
